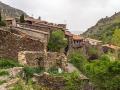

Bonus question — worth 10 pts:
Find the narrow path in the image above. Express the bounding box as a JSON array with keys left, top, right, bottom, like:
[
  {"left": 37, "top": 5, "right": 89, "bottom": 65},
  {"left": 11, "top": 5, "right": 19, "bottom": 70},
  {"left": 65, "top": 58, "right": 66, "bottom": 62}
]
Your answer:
[
  {"left": 67, "top": 63, "right": 88, "bottom": 79},
  {"left": 67, "top": 63, "right": 80, "bottom": 73}
]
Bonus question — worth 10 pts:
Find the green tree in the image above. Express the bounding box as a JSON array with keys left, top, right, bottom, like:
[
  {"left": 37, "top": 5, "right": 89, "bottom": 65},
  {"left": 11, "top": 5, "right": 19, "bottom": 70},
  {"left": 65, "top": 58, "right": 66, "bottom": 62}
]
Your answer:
[
  {"left": 85, "top": 55, "right": 120, "bottom": 90},
  {"left": 0, "top": 12, "right": 2, "bottom": 22},
  {"left": 69, "top": 51, "right": 87, "bottom": 72},
  {"left": 48, "top": 30, "right": 67, "bottom": 52},
  {"left": 20, "top": 14, "right": 25, "bottom": 23},
  {"left": 112, "top": 28, "right": 120, "bottom": 46},
  {"left": 0, "top": 12, "right": 6, "bottom": 26}
]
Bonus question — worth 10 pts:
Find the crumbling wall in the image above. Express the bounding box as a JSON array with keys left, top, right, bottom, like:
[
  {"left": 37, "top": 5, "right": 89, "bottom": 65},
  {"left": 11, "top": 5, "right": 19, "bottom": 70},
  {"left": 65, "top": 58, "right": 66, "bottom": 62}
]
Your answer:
[
  {"left": 0, "top": 29, "right": 45, "bottom": 60},
  {"left": 18, "top": 51, "right": 67, "bottom": 70},
  {"left": 18, "top": 51, "right": 45, "bottom": 67},
  {"left": 34, "top": 73, "right": 92, "bottom": 90}
]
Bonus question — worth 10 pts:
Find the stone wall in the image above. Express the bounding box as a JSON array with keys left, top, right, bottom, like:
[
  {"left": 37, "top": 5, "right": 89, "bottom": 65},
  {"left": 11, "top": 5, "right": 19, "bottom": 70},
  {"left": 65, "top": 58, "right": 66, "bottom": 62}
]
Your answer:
[
  {"left": 34, "top": 73, "right": 92, "bottom": 90},
  {"left": 34, "top": 73, "right": 66, "bottom": 90},
  {"left": 18, "top": 51, "right": 67, "bottom": 70},
  {"left": 18, "top": 51, "right": 46, "bottom": 67},
  {"left": 0, "top": 29, "right": 45, "bottom": 60}
]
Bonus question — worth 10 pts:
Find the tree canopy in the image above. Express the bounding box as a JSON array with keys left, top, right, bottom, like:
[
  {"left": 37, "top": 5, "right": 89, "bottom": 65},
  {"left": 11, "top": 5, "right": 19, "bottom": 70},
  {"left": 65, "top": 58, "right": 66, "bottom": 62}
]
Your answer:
[
  {"left": 48, "top": 30, "right": 67, "bottom": 52},
  {"left": 20, "top": 14, "right": 25, "bottom": 23},
  {"left": 112, "top": 28, "right": 120, "bottom": 46}
]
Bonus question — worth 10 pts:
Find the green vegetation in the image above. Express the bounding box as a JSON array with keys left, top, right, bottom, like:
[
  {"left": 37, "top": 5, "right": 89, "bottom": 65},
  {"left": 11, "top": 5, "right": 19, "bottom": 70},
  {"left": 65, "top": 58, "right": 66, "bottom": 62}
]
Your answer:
[
  {"left": 48, "top": 66, "right": 58, "bottom": 74},
  {"left": 50, "top": 71, "right": 85, "bottom": 90},
  {"left": 0, "top": 58, "right": 21, "bottom": 69},
  {"left": 84, "top": 12, "right": 120, "bottom": 45},
  {"left": 63, "top": 72, "right": 83, "bottom": 90},
  {"left": 23, "top": 66, "right": 44, "bottom": 82},
  {"left": 20, "top": 14, "right": 25, "bottom": 23},
  {"left": 0, "top": 80, "right": 6, "bottom": 85},
  {"left": 48, "top": 30, "right": 67, "bottom": 52},
  {"left": 0, "top": 70, "right": 9, "bottom": 76},
  {"left": 69, "top": 51, "right": 87, "bottom": 72},
  {"left": 0, "top": 12, "right": 6, "bottom": 26},
  {"left": 69, "top": 52, "right": 120, "bottom": 90},
  {"left": 12, "top": 79, "right": 49, "bottom": 90},
  {"left": 112, "top": 28, "right": 120, "bottom": 46}
]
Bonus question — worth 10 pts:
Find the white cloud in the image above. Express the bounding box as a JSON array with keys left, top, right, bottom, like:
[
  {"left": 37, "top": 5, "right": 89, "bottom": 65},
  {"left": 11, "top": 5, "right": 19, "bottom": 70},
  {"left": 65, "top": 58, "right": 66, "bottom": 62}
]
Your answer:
[{"left": 1, "top": 0, "right": 120, "bottom": 34}]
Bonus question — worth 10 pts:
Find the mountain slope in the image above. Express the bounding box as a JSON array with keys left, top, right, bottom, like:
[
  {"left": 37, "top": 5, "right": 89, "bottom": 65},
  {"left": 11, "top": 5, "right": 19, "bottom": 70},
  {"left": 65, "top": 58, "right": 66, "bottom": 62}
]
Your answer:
[
  {"left": 83, "top": 12, "right": 120, "bottom": 43},
  {"left": 0, "top": 1, "right": 28, "bottom": 18}
]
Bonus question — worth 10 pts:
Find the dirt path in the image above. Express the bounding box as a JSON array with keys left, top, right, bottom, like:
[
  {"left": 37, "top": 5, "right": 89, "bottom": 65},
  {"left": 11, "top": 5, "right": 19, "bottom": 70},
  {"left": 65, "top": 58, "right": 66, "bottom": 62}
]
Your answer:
[{"left": 67, "top": 63, "right": 80, "bottom": 73}]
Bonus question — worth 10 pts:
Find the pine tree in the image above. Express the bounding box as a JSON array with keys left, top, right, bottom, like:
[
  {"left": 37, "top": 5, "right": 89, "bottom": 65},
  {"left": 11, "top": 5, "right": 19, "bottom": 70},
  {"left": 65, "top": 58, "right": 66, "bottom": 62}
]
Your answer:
[
  {"left": 0, "top": 12, "right": 2, "bottom": 22},
  {"left": 20, "top": 14, "right": 25, "bottom": 23}
]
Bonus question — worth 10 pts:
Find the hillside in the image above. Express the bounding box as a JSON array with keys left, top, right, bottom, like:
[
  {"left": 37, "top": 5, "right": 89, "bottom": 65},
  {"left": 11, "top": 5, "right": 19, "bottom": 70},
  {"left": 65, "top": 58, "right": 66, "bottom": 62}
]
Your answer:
[
  {"left": 83, "top": 12, "right": 120, "bottom": 43},
  {"left": 0, "top": 1, "right": 28, "bottom": 18}
]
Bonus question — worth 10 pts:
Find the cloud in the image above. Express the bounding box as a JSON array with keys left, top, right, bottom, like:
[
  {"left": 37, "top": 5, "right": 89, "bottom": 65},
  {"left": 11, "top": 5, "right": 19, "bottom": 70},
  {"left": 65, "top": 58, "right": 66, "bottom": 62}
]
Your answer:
[{"left": 1, "top": 0, "right": 120, "bottom": 34}]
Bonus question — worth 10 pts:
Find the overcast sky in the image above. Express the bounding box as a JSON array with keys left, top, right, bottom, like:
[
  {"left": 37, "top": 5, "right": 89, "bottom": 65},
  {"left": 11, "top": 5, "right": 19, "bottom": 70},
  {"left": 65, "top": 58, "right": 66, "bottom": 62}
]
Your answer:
[{"left": 1, "top": 0, "right": 120, "bottom": 34}]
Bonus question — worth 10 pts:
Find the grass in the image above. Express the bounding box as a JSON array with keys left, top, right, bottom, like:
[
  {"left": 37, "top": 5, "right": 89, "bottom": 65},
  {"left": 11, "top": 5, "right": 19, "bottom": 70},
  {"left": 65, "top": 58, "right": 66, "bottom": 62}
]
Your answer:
[
  {"left": 0, "top": 70, "right": 9, "bottom": 76},
  {"left": 0, "top": 58, "right": 21, "bottom": 69},
  {"left": 12, "top": 79, "right": 49, "bottom": 90},
  {"left": 0, "top": 80, "right": 6, "bottom": 85},
  {"left": 23, "top": 66, "right": 45, "bottom": 81}
]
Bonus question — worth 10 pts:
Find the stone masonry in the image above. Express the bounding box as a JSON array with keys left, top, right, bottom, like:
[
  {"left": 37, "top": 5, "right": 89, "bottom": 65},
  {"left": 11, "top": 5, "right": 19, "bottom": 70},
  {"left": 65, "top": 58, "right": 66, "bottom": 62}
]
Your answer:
[
  {"left": 0, "top": 29, "right": 45, "bottom": 60},
  {"left": 18, "top": 51, "right": 67, "bottom": 70}
]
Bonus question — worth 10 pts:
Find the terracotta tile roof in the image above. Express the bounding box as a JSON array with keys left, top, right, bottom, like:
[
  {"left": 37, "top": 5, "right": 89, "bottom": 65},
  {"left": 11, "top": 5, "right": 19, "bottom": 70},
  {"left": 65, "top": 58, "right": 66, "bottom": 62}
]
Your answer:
[
  {"left": 73, "top": 35, "right": 83, "bottom": 40},
  {"left": 65, "top": 31, "right": 73, "bottom": 37},
  {"left": 102, "top": 44, "right": 120, "bottom": 50}
]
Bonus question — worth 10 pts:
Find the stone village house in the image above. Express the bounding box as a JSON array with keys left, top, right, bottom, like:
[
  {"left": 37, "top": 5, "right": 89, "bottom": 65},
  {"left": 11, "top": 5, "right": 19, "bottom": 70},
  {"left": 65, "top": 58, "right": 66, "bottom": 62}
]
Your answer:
[
  {"left": 2, "top": 16, "right": 69, "bottom": 71},
  {"left": 102, "top": 44, "right": 120, "bottom": 60}
]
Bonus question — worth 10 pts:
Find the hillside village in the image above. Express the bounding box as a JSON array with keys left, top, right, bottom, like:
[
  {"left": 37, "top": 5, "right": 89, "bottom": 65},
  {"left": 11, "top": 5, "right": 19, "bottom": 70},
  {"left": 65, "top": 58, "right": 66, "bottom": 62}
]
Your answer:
[{"left": 0, "top": 1, "right": 120, "bottom": 90}]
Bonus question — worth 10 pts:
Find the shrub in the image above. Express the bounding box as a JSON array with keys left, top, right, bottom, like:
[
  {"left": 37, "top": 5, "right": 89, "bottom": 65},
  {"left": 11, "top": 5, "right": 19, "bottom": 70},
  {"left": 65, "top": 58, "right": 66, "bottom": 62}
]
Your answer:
[
  {"left": 23, "top": 67, "right": 45, "bottom": 81},
  {"left": 48, "top": 66, "right": 58, "bottom": 74},
  {"left": 69, "top": 52, "right": 87, "bottom": 72},
  {"left": 0, "top": 21, "right": 6, "bottom": 26},
  {"left": 20, "top": 14, "right": 25, "bottom": 23},
  {"left": 0, "top": 80, "right": 6, "bottom": 85},
  {"left": 0, "top": 58, "right": 21, "bottom": 69},
  {"left": 0, "top": 71, "right": 9, "bottom": 76}
]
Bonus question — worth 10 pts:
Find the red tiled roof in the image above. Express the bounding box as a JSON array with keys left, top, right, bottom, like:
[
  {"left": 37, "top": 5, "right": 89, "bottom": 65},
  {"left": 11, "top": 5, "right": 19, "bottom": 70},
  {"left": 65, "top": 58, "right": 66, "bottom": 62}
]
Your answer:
[
  {"left": 102, "top": 44, "right": 120, "bottom": 50},
  {"left": 73, "top": 35, "right": 83, "bottom": 40}
]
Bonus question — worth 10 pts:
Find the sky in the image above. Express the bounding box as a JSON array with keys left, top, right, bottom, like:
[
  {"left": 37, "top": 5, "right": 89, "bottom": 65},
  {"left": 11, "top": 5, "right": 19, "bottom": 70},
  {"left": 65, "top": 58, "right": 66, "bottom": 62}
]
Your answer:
[{"left": 1, "top": 0, "right": 120, "bottom": 34}]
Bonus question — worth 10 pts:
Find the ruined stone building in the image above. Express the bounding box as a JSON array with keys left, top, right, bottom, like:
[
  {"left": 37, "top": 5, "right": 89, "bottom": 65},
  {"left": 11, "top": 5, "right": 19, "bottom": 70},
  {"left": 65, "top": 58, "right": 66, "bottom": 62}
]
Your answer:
[
  {"left": 102, "top": 44, "right": 120, "bottom": 60},
  {"left": 0, "top": 28, "right": 45, "bottom": 59}
]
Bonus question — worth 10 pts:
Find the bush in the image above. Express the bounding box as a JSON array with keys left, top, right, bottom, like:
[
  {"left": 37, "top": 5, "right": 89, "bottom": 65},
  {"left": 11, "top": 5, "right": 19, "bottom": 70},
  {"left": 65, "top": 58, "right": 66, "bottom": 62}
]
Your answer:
[
  {"left": 85, "top": 56, "right": 120, "bottom": 90},
  {"left": 23, "top": 67, "right": 45, "bottom": 81},
  {"left": 0, "top": 80, "right": 6, "bottom": 85},
  {"left": 0, "top": 58, "right": 21, "bottom": 69},
  {"left": 0, "top": 21, "right": 6, "bottom": 26},
  {"left": 69, "top": 52, "right": 87, "bottom": 72},
  {"left": 0, "top": 71, "right": 9, "bottom": 76},
  {"left": 48, "top": 66, "right": 58, "bottom": 74}
]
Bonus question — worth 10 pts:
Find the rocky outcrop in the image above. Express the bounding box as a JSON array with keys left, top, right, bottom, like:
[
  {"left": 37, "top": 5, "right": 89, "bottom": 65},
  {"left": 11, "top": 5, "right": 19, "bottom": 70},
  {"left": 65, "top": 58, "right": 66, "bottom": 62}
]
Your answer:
[
  {"left": 83, "top": 12, "right": 120, "bottom": 42},
  {"left": 0, "top": 1, "right": 28, "bottom": 18}
]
